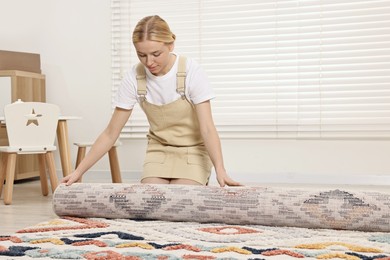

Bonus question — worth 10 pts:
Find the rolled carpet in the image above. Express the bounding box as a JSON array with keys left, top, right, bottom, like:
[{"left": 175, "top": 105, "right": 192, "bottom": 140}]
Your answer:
[{"left": 53, "top": 183, "right": 390, "bottom": 232}]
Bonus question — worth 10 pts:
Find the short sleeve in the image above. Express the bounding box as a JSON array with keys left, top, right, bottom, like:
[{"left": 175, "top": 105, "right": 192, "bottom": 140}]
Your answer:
[
  {"left": 186, "top": 58, "right": 216, "bottom": 105},
  {"left": 113, "top": 68, "right": 138, "bottom": 110}
]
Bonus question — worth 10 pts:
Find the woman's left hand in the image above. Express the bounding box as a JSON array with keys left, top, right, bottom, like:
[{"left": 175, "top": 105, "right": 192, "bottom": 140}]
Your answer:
[{"left": 216, "top": 170, "right": 242, "bottom": 187}]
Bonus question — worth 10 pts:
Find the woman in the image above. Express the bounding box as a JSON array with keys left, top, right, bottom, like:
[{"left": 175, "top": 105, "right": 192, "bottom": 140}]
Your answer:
[{"left": 62, "top": 15, "right": 240, "bottom": 187}]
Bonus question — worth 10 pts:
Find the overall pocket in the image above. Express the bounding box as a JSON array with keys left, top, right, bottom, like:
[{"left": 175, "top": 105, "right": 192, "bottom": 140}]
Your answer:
[
  {"left": 187, "top": 146, "right": 212, "bottom": 171},
  {"left": 144, "top": 144, "right": 166, "bottom": 165}
]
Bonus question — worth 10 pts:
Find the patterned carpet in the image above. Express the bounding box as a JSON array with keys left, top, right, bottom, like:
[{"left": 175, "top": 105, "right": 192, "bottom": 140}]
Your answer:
[
  {"left": 2, "top": 184, "right": 390, "bottom": 259},
  {"left": 53, "top": 183, "right": 390, "bottom": 232},
  {"left": 1, "top": 216, "right": 390, "bottom": 259}
]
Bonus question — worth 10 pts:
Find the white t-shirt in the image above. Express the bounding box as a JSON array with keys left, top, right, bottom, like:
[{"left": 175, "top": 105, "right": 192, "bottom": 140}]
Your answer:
[{"left": 114, "top": 54, "right": 215, "bottom": 109}]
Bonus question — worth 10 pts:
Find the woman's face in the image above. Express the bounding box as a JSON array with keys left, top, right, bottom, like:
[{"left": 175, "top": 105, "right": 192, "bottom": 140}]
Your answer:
[{"left": 134, "top": 40, "right": 174, "bottom": 76}]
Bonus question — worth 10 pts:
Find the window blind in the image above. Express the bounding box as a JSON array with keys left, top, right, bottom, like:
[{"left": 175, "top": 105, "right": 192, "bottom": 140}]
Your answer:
[{"left": 111, "top": 0, "right": 390, "bottom": 139}]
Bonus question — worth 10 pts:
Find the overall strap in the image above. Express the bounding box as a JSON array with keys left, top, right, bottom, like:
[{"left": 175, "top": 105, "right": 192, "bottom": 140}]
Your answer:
[
  {"left": 176, "top": 56, "right": 187, "bottom": 98},
  {"left": 136, "top": 55, "right": 187, "bottom": 99},
  {"left": 136, "top": 63, "right": 147, "bottom": 99}
]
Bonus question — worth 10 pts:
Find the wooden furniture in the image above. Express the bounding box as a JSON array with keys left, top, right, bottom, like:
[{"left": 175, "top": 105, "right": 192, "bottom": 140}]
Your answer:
[
  {"left": 0, "top": 50, "right": 41, "bottom": 73},
  {"left": 0, "top": 102, "right": 60, "bottom": 205},
  {"left": 74, "top": 141, "right": 122, "bottom": 183},
  {"left": 0, "top": 70, "right": 46, "bottom": 180},
  {"left": 57, "top": 116, "right": 81, "bottom": 177},
  {"left": 1, "top": 115, "right": 81, "bottom": 178},
  {"left": 0, "top": 70, "right": 45, "bottom": 102}
]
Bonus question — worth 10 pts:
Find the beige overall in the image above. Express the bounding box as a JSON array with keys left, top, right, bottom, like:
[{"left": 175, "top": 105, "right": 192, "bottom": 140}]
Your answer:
[{"left": 136, "top": 56, "right": 212, "bottom": 185}]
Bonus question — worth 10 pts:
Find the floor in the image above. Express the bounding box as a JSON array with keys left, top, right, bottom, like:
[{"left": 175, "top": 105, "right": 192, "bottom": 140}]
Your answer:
[
  {"left": 1, "top": 179, "right": 57, "bottom": 234},
  {"left": 0, "top": 176, "right": 137, "bottom": 234}
]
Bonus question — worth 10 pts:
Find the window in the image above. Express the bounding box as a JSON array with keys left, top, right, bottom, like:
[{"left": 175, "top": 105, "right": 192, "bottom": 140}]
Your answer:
[{"left": 111, "top": 0, "right": 390, "bottom": 139}]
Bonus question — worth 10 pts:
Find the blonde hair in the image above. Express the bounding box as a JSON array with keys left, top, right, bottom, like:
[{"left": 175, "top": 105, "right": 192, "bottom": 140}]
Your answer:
[{"left": 132, "top": 15, "right": 176, "bottom": 44}]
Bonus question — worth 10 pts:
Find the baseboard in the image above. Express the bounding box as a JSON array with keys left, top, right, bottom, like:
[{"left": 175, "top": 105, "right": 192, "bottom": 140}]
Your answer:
[{"left": 59, "top": 170, "right": 390, "bottom": 186}]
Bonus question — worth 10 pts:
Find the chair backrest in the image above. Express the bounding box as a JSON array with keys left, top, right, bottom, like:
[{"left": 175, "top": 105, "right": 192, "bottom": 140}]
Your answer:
[{"left": 4, "top": 101, "right": 60, "bottom": 149}]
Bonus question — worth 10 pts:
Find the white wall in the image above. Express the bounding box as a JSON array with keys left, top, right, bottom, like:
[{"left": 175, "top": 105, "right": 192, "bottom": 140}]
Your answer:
[{"left": 1, "top": 0, "right": 389, "bottom": 185}]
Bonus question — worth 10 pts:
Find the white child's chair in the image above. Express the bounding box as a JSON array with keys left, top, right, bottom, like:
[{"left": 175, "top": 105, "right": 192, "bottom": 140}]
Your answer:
[{"left": 0, "top": 100, "right": 60, "bottom": 205}]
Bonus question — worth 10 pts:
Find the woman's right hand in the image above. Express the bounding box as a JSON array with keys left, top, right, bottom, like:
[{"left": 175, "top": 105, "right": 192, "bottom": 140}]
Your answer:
[
  {"left": 60, "top": 108, "right": 131, "bottom": 186},
  {"left": 61, "top": 171, "right": 82, "bottom": 186}
]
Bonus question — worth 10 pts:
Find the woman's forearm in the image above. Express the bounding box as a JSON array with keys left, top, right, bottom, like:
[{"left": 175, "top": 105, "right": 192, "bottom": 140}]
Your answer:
[
  {"left": 73, "top": 130, "right": 118, "bottom": 177},
  {"left": 202, "top": 126, "right": 226, "bottom": 174}
]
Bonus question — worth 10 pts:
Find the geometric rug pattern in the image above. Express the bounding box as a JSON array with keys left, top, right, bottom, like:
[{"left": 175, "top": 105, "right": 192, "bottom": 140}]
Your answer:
[
  {"left": 1, "top": 216, "right": 390, "bottom": 259},
  {"left": 53, "top": 183, "right": 390, "bottom": 232}
]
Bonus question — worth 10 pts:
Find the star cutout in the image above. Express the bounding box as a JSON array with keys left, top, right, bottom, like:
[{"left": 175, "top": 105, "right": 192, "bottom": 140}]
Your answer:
[{"left": 26, "top": 109, "right": 42, "bottom": 126}]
